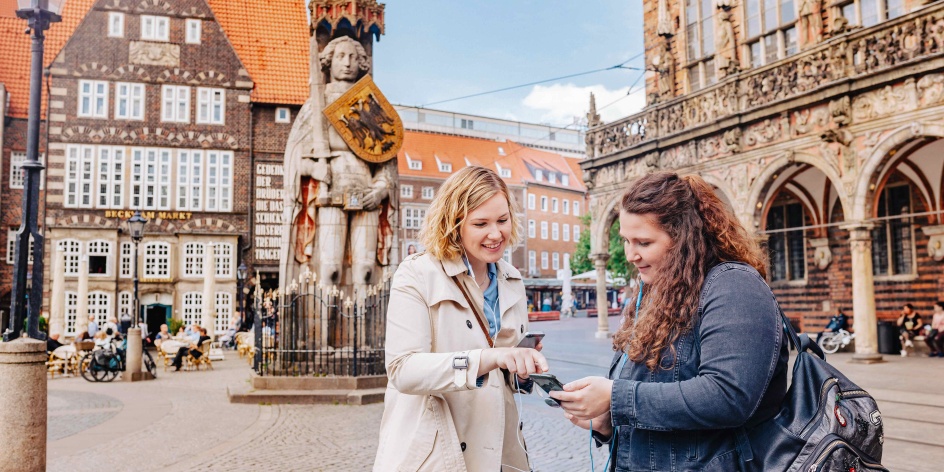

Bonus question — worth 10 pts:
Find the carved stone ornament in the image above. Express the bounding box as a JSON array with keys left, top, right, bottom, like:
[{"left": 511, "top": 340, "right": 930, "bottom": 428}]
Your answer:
[
  {"left": 794, "top": 107, "right": 828, "bottom": 136},
  {"left": 810, "top": 238, "right": 832, "bottom": 269},
  {"left": 722, "top": 128, "right": 742, "bottom": 153},
  {"left": 921, "top": 225, "right": 944, "bottom": 261},
  {"left": 917, "top": 73, "right": 944, "bottom": 106},
  {"left": 798, "top": 0, "right": 823, "bottom": 47},
  {"left": 323, "top": 75, "right": 404, "bottom": 163},
  {"left": 715, "top": 10, "right": 739, "bottom": 77},
  {"left": 657, "top": 0, "right": 673, "bottom": 36},
  {"left": 743, "top": 116, "right": 789, "bottom": 147},
  {"left": 129, "top": 41, "right": 180, "bottom": 67},
  {"left": 851, "top": 79, "right": 918, "bottom": 122},
  {"left": 829, "top": 96, "right": 852, "bottom": 126}
]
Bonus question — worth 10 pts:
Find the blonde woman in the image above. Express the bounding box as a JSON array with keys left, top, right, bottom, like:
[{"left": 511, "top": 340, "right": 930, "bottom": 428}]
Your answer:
[{"left": 375, "top": 166, "right": 547, "bottom": 472}]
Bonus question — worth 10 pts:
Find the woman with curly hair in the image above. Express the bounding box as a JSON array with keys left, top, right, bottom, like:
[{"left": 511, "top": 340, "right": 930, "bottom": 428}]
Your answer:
[
  {"left": 375, "top": 166, "right": 547, "bottom": 472},
  {"left": 551, "top": 172, "right": 789, "bottom": 471}
]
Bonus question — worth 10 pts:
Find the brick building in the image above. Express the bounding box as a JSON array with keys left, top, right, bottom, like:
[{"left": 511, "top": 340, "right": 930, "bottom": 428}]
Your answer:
[
  {"left": 396, "top": 109, "right": 588, "bottom": 310},
  {"left": 0, "top": 0, "right": 308, "bottom": 338},
  {"left": 583, "top": 0, "right": 944, "bottom": 357}
]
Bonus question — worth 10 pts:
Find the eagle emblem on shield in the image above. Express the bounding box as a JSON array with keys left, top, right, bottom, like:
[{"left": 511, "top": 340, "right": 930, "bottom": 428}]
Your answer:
[{"left": 323, "top": 75, "right": 404, "bottom": 163}]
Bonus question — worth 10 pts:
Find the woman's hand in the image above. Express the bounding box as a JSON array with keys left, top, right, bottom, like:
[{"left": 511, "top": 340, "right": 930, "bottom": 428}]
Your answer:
[
  {"left": 550, "top": 376, "right": 614, "bottom": 421},
  {"left": 565, "top": 410, "right": 614, "bottom": 438},
  {"left": 478, "top": 348, "right": 548, "bottom": 378}
]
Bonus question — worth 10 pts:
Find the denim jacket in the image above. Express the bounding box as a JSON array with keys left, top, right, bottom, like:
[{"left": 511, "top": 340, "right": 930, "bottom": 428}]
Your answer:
[{"left": 606, "top": 262, "right": 788, "bottom": 472}]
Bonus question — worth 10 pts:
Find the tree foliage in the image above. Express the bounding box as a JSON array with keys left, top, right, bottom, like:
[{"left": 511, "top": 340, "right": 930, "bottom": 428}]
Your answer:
[{"left": 571, "top": 214, "right": 634, "bottom": 280}]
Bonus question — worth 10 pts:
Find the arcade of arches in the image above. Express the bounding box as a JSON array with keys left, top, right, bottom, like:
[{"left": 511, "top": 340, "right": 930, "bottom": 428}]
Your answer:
[{"left": 583, "top": 17, "right": 944, "bottom": 360}]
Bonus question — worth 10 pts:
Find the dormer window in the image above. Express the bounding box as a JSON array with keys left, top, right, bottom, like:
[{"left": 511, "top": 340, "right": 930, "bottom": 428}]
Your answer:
[
  {"left": 549, "top": 173, "right": 557, "bottom": 185},
  {"left": 535, "top": 169, "right": 543, "bottom": 181},
  {"left": 141, "top": 16, "right": 169, "bottom": 42},
  {"left": 275, "top": 107, "right": 291, "bottom": 123},
  {"left": 406, "top": 154, "right": 422, "bottom": 170},
  {"left": 498, "top": 147, "right": 505, "bottom": 156},
  {"left": 435, "top": 155, "right": 452, "bottom": 173},
  {"left": 562, "top": 174, "right": 569, "bottom": 186},
  {"left": 496, "top": 163, "right": 511, "bottom": 179}
]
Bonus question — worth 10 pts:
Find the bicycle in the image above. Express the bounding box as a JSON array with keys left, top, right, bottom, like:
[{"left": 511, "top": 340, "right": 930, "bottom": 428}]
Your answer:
[
  {"left": 817, "top": 328, "right": 855, "bottom": 354},
  {"left": 80, "top": 338, "right": 157, "bottom": 382}
]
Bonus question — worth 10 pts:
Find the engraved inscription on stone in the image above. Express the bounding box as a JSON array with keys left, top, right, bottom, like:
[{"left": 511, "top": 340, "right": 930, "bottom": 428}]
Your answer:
[{"left": 129, "top": 41, "right": 181, "bottom": 67}]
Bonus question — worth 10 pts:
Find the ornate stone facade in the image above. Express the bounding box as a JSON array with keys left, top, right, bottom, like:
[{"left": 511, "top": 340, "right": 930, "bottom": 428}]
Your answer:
[{"left": 584, "top": 1, "right": 944, "bottom": 358}]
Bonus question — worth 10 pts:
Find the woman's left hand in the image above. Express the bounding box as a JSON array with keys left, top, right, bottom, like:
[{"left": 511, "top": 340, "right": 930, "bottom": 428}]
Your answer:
[
  {"left": 550, "top": 376, "right": 614, "bottom": 420},
  {"left": 534, "top": 340, "right": 543, "bottom": 352}
]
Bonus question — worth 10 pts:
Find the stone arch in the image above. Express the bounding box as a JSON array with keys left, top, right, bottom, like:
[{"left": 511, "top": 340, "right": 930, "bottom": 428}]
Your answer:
[
  {"left": 853, "top": 121, "right": 944, "bottom": 220},
  {"left": 178, "top": 218, "right": 237, "bottom": 234},
  {"left": 590, "top": 190, "right": 622, "bottom": 256},
  {"left": 697, "top": 172, "right": 737, "bottom": 214},
  {"left": 748, "top": 151, "right": 849, "bottom": 230},
  {"left": 56, "top": 215, "right": 116, "bottom": 228}
]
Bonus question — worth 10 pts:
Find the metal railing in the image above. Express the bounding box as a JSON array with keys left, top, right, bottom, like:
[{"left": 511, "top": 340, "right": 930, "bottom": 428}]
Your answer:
[{"left": 254, "top": 278, "right": 389, "bottom": 377}]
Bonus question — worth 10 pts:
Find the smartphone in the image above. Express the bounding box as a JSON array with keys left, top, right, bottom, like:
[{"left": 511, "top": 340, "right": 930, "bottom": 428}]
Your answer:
[
  {"left": 530, "top": 373, "right": 565, "bottom": 408},
  {"left": 516, "top": 331, "right": 545, "bottom": 349}
]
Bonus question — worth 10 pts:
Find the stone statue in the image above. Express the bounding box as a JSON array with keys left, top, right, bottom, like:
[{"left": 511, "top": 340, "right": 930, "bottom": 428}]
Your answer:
[
  {"left": 281, "top": 36, "right": 396, "bottom": 297},
  {"left": 799, "top": 0, "right": 823, "bottom": 47},
  {"left": 652, "top": 39, "right": 676, "bottom": 99},
  {"left": 715, "top": 10, "right": 739, "bottom": 77}
]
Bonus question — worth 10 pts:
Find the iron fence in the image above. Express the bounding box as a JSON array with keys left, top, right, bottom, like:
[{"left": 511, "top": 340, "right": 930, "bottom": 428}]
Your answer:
[{"left": 254, "top": 278, "right": 389, "bottom": 377}]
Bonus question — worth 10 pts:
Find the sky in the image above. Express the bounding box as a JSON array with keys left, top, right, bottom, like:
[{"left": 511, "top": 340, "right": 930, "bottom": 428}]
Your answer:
[{"left": 371, "top": 0, "right": 647, "bottom": 128}]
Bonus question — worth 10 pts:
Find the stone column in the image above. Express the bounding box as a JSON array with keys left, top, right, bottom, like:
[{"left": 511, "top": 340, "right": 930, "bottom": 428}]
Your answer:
[
  {"left": 49, "top": 246, "right": 65, "bottom": 336},
  {"left": 842, "top": 223, "right": 883, "bottom": 363},
  {"left": 593, "top": 253, "right": 611, "bottom": 339},
  {"left": 75, "top": 253, "right": 89, "bottom": 335},
  {"left": 122, "top": 326, "right": 148, "bottom": 381},
  {"left": 202, "top": 243, "right": 216, "bottom": 337},
  {"left": 0, "top": 338, "right": 47, "bottom": 472}
]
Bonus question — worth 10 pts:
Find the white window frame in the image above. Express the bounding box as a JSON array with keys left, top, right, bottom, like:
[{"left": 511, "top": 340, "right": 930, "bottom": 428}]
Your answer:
[
  {"left": 119, "top": 242, "right": 133, "bottom": 278},
  {"left": 552, "top": 223, "right": 559, "bottom": 241},
  {"left": 549, "top": 173, "right": 557, "bottom": 185},
  {"left": 78, "top": 80, "right": 108, "bottom": 118},
  {"left": 183, "top": 242, "right": 205, "bottom": 277},
  {"left": 551, "top": 198, "right": 559, "bottom": 213},
  {"left": 87, "top": 240, "right": 112, "bottom": 277},
  {"left": 185, "top": 18, "right": 201, "bottom": 44},
  {"left": 562, "top": 175, "right": 569, "bottom": 186},
  {"left": 5, "top": 229, "right": 34, "bottom": 265},
  {"left": 403, "top": 207, "right": 426, "bottom": 229},
  {"left": 177, "top": 150, "right": 204, "bottom": 211},
  {"left": 65, "top": 145, "right": 95, "bottom": 208},
  {"left": 563, "top": 223, "right": 570, "bottom": 242},
  {"left": 65, "top": 292, "right": 78, "bottom": 336},
  {"left": 421, "top": 186, "right": 434, "bottom": 199},
  {"left": 275, "top": 107, "right": 291, "bottom": 123},
  {"left": 528, "top": 250, "right": 536, "bottom": 272},
  {"left": 528, "top": 220, "right": 536, "bottom": 238},
  {"left": 9, "top": 151, "right": 45, "bottom": 189},
  {"left": 60, "top": 239, "right": 81, "bottom": 276},
  {"left": 552, "top": 252, "right": 560, "bottom": 270},
  {"left": 131, "top": 148, "right": 172, "bottom": 210},
  {"left": 88, "top": 291, "right": 112, "bottom": 326},
  {"left": 144, "top": 242, "right": 170, "bottom": 278},
  {"left": 540, "top": 196, "right": 548, "bottom": 212},
  {"left": 161, "top": 85, "right": 190, "bottom": 123},
  {"left": 743, "top": 0, "right": 799, "bottom": 69},
  {"left": 96, "top": 146, "right": 125, "bottom": 209},
  {"left": 205, "top": 151, "right": 233, "bottom": 212},
  {"left": 401, "top": 185, "right": 414, "bottom": 198},
  {"left": 573, "top": 201, "right": 580, "bottom": 217},
  {"left": 528, "top": 193, "right": 535, "bottom": 210},
  {"left": 215, "top": 292, "right": 232, "bottom": 334},
  {"left": 540, "top": 221, "right": 548, "bottom": 240},
  {"left": 573, "top": 225, "right": 580, "bottom": 242},
  {"left": 118, "top": 291, "right": 132, "bottom": 319},
  {"left": 407, "top": 154, "right": 422, "bottom": 170},
  {"left": 197, "top": 87, "right": 225, "bottom": 125},
  {"left": 535, "top": 169, "right": 544, "bottom": 182},
  {"left": 182, "top": 292, "right": 202, "bottom": 327},
  {"left": 214, "top": 243, "right": 233, "bottom": 278},
  {"left": 141, "top": 15, "right": 169, "bottom": 42},
  {"left": 114, "top": 82, "right": 144, "bottom": 120},
  {"left": 563, "top": 200, "right": 570, "bottom": 215},
  {"left": 108, "top": 12, "right": 124, "bottom": 38},
  {"left": 541, "top": 251, "right": 549, "bottom": 270},
  {"left": 438, "top": 160, "right": 452, "bottom": 173}
]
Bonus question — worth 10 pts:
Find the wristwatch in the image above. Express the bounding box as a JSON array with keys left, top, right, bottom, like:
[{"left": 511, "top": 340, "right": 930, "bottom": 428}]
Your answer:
[{"left": 453, "top": 352, "right": 470, "bottom": 387}]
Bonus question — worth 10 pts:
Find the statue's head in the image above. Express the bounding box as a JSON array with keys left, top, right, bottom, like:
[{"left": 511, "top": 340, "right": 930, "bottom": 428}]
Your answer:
[{"left": 320, "top": 36, "right": 370, "bottom": 82}]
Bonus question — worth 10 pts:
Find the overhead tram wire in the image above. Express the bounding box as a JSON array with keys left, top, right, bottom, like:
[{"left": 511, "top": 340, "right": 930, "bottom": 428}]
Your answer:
[{"left": 418, "top": 52, "right": 646, "bottom": 108}]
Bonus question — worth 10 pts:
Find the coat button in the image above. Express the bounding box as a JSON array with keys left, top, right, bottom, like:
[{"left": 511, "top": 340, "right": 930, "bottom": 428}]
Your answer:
[
  {"left": 520, "top": 324, "right": 524, "bottom": 333},
  {"left": 466, "top": 320, "right": 473, "bottom": 329},
  {"left": 460, "top": 442, "right": 467, "bottom": 452}
]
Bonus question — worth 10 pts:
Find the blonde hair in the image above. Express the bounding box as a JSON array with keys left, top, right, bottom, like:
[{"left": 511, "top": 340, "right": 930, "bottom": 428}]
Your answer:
[{"left": 420, "top": 166, "right": 521, "bottom": 261}]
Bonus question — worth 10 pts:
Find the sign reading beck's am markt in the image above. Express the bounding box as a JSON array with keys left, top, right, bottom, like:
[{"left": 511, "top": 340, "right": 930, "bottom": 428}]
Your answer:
[{"left": 254, "top": 163, "right": 284, "bottom": 261}]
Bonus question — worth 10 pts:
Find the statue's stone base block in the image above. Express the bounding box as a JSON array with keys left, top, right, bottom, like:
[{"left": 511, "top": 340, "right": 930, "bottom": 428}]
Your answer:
[
  {"left": 849, "top": 353, "right": 885, "bottom": 364},
  {"left": 228, "top": 374, "right": 386, "bottom": 405},
  {"left": 121, "top": 372, "right": 155, "bottom": 382}
]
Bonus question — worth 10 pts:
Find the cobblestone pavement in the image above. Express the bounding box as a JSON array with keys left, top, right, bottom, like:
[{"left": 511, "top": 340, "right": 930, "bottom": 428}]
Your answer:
[{"left": 47, "top": 317, "right": 944, "bottom": 471}]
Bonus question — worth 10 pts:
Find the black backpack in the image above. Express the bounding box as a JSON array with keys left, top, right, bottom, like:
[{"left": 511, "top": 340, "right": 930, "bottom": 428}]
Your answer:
[{"left": 740, "top": 310, "right": 888, "bottom": 472}]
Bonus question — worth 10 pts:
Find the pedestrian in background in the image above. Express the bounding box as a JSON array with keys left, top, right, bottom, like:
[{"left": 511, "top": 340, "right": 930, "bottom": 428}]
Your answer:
[
  {"left": 897, "top": 303, "right": 923, "bottom": 356},
  {"left": 375, "top": 166, "right": 547, "bottom": 472},
  {"left": 551, "top": 172, "right": 788, "bottom": 471},
  {"left": 925, "top": 301, "right": 944, "bottom": 357}
]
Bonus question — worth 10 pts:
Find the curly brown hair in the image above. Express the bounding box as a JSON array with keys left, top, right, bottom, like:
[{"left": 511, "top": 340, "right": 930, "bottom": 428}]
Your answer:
[{"left": 613, "top": 172, "right": 767, "bottom": 371}]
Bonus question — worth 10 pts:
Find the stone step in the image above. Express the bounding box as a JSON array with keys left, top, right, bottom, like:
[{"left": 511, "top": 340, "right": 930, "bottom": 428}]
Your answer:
[{"left": 227, "top": 386, "right": 386, "bottom": 405}]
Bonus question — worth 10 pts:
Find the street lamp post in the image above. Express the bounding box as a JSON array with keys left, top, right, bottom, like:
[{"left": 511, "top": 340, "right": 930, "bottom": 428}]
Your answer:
[
  {"left": 237, "top": 263, "right": 248, "bottom": 329},
  {"left": 127, "top": 211, "right": 148, "bottom": 324},
  {"left": 2, "top": 0, "right": 65, "bottom": 342}
]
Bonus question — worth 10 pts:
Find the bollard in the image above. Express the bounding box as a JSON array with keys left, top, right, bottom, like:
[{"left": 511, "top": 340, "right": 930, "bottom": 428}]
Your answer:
[
  {"left": 125, "top": 327, "right": 142, "bottom": 379},
  {"left": 0, "top": 338, "right": 47, "bottom": 472}
]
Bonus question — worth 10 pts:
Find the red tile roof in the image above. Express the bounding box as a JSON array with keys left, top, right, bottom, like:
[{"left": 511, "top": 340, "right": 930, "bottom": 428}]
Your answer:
[
  {"left": 207, "top": 0, "right": 310, "bottom": 105},
  {"left": 0, "top": 0, "right": 18, "bottom": 18},
  {"left": 0, "top": 0, "right": 94, "bottom": 118},
  {"left": 398, "top": 131, "right": 586, "bottom": 193}
]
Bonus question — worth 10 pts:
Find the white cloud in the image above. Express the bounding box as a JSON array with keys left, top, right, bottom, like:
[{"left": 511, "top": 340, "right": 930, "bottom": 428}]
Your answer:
[{"left": 522, "top": 83, "right": 646, "bottom": 126}]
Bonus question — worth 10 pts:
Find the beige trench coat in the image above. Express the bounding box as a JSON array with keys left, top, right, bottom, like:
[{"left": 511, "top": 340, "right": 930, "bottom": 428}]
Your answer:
[{"left": 374, "top": 253, "right": 532, "bottom": 472}]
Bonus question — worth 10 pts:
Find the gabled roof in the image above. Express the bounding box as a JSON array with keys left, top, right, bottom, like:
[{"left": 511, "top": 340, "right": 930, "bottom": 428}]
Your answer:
[
  {"left": 398, "top": 131, "right": 586, "bottom": 193},
  {"left": 0, "top": 0, "right": 95, "bottom": 119},
  {"left": 207, "top": 0, "right": 309, "bottom": 105}
]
